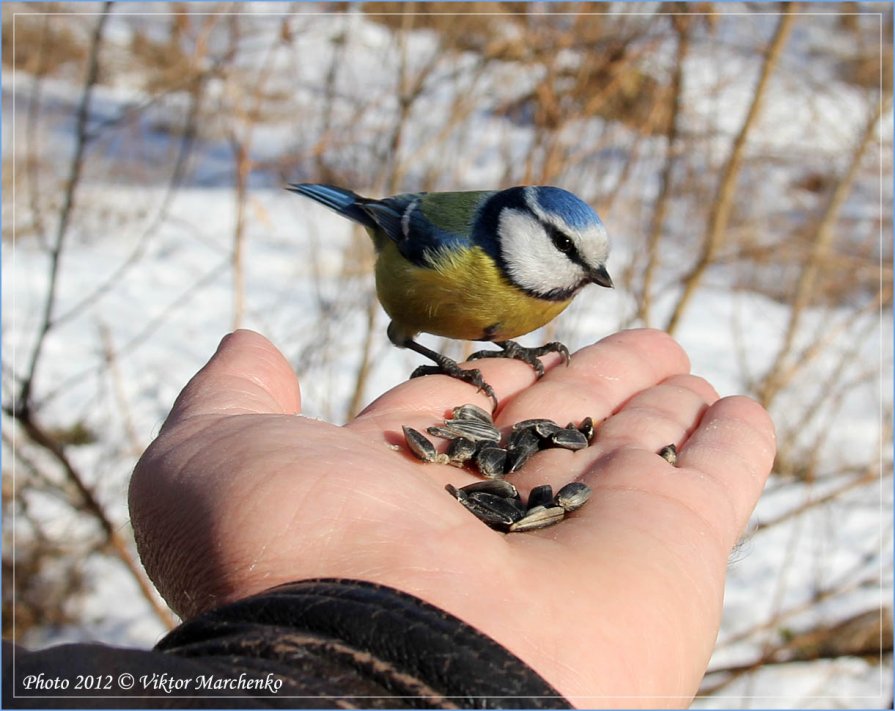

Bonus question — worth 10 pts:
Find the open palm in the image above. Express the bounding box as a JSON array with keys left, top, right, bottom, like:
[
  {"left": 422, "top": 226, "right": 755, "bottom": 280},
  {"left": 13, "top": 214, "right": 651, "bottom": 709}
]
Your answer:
[{"left": 130, "top": 328, "right": 775, "bottom": 708}]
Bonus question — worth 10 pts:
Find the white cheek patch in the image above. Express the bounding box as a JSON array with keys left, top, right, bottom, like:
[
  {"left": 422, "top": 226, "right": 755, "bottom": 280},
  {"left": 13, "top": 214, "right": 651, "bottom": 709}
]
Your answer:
[{"left": 498, "top": 208, "right": 584, "bottom": 296}]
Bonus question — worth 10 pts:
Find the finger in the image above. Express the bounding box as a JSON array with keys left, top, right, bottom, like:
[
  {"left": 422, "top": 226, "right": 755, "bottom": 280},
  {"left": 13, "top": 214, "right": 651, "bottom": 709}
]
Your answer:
[
  {"left": 161, "top": 329, "right": 301, "bottom": 432},
  {"left": 592, "top": 373, "right": 719, "bottom": 454},
  {"left": 353, "top": 328, "right": 688, "bottom": 438},
  {"left": 554, "top": 396, "right": 774, "bottom": 555},
  {"left": 495, "top": 329, "right": 692, "bottom": 428},
  {"left": 676, "top": 395, "right": 777, "bottom": 534},
  {"left": 508, "top": 373, "right": 718, "bottom": 493},
  {"left": 350, "top": 329, "right": 692, "bottom": 491},
  {"left": 350, "top": 354, "right": 546, "bottom": 437}
]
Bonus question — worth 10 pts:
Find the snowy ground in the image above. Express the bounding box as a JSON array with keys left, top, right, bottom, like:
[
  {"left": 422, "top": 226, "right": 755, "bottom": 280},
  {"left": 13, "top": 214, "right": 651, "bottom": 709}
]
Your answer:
[{"left": 3, "top": 4, "right": 892, "bottom": 708}]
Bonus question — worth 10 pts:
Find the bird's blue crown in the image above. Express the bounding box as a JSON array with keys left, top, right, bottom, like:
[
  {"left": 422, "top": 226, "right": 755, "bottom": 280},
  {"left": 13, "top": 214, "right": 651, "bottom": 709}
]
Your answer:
[{"left": 530, "top": 186, "right": 603, "bottom": 230}]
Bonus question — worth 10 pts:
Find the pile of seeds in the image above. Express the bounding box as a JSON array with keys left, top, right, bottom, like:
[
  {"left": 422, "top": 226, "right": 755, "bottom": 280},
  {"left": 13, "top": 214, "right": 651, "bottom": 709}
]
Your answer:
[
  {"left": 402, "top": 403, "right": 597, "bottom": 533},
  {"left": 402, "top": 403, "right": 595, "bottom": 479},
  {"left": 446, "top": 479, "right": 591, "bottom": 533}
]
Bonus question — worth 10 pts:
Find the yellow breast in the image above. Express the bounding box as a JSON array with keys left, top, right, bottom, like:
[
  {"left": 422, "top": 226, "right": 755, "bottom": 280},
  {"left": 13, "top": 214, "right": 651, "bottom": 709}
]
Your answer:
[{"left": 374, "top": 241, "right": 572, "bottom": 342}]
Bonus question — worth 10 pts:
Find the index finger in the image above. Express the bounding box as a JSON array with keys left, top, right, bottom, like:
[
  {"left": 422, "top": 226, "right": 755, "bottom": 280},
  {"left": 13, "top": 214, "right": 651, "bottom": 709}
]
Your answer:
[
  {"left": 348, "top": 329, "right": 691, "bottom": 457},
  {"left": 496, "top": 328, "right": 692, "bottom": 426}
]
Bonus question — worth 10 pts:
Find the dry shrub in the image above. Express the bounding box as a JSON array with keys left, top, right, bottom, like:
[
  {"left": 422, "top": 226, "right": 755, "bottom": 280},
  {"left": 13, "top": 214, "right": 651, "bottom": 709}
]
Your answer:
[
  {"left": 128, "top": 14, "right": 205, "bottom": 95},
  {"left": 2, "top": 471, "right": 88, "bottom": 640},
  {"left": 2, "top": 4, "right": 87, "bottom": 77},
  {"left": 363, "top": 2, "right": 675, "bottom": 134},
  {"left": 839, "top": 47, "right": 893, "bottom": 90},
  {"left": 835, "top": 6, "right": 893, "bottom": 89},
  {"left": 2, "top": 541, "right": 87, "bottom": 641},
  {"left": 362, "top": 1, "right": 530, "bottom": 59}
]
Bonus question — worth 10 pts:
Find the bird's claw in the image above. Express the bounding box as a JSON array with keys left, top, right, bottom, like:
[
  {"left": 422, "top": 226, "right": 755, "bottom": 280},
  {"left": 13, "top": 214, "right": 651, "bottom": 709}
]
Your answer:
[
  {"left": 467, "top": 340, "right": 570, "bottom": 378},
  {"left": 410, "top": 364, "right": 498, "bottom": 407}
]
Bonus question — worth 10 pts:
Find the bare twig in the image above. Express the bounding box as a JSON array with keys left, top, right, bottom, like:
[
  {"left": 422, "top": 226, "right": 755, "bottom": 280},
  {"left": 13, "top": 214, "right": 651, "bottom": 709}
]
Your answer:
[
  {"left": 757, "top": 90, "right": 892, "bottom": 407},
  {"left": 50, "top": 55, "right": 215, "bottom": 328},
  {"left": 5, "top": 405, "right": 177, "bottom": 630},
  {"left": 754, "top": 465, "right": 883, "bottom": 534},
  {"left": 98, "top": 322, "right": 144, "bottom": 457},
  {"left": 635, "top": 14, "right": 691, "bottom": 326},
  {"left": 346, "top": 13, "right": 441, "bottom": 415},
  {"left": 16, "top": 3, "right": 113, "bottom": 416},
  {"left": 665, "top": 4, "right": 798, "bottom": 335},
  {"left": 702, "top": 605, "right": 892, "bottom": 695}
]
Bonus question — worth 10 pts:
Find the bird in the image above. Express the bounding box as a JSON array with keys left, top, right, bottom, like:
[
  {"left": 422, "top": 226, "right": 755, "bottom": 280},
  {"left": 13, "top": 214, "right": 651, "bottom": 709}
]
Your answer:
[{"left": 288, "top": 183, "right": 613, "bottom": 406}]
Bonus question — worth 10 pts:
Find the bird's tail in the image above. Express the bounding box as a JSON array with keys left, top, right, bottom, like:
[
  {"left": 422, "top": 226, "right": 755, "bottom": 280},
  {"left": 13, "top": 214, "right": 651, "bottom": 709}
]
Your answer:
[{"left": 287, "top": 183, "right": 376, "bottom": 229}]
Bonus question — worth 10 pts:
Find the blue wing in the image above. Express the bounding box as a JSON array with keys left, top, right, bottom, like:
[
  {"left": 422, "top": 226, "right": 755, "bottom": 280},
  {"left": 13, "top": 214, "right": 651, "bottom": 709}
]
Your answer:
[
  {"left": 289, "top": 184, "right": 491, "bottom": 268},
  {"left": 368, "top": 191, "right": 503, "bottom": 267}
]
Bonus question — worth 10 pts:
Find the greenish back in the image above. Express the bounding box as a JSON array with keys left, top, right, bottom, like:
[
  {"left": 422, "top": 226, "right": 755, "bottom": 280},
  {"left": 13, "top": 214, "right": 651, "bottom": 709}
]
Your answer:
[{"left": 419, "top": 191, "right": 494, "bottom": 236}]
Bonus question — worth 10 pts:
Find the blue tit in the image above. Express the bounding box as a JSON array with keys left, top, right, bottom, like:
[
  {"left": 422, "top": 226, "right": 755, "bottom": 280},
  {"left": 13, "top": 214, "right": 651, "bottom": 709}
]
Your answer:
[{"left": 288, "top": 183, "right": 613, "bottom": 405}]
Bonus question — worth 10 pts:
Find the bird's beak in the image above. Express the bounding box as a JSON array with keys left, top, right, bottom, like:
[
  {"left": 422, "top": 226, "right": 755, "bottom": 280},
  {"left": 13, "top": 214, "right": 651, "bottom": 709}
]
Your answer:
[{"left": 590, "top": 265, "right": 614, "bottom": 289}]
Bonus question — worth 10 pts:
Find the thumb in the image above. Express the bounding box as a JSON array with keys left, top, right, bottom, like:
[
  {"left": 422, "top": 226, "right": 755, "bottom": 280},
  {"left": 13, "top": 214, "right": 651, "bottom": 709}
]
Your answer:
[{"left": 161, "top": 329, "right": 301, "bottom": 433}]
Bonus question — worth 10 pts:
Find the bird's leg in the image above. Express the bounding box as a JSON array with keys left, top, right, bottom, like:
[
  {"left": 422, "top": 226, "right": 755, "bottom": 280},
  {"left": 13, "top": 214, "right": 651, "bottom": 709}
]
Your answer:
[
  {"left": 400, "top": 338, "right": 498, "bottom": 407},
  {"left": 467, "top": 340, "right": 571, "bottom": 378}
]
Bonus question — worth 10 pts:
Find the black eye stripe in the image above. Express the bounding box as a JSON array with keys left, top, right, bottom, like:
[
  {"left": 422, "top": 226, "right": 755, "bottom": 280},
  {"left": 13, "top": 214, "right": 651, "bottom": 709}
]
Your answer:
[
  {"left": 542, "top": 221, "right": 595, "bottom": 276},
  {"left": 545, "top": 222, "right": 582, "bottom": 260},
  {"left": 549, "top": 226, "right": 574, "bottom": 253}
]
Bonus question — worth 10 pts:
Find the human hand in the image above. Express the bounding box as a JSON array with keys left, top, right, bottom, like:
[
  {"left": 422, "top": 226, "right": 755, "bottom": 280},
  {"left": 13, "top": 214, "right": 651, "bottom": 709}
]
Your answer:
[{"left": 129, "top": 328, "right": 775, "bottom": 707}]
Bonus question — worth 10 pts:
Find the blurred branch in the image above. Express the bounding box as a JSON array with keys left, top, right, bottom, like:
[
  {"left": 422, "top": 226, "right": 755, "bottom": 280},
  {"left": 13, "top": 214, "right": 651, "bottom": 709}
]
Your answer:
[
  {"left": 51, "top": 58, "right": 213, "bottom": 328},
  {"left": 4, "top": 1, "right": 179, "bottom": 633},
  {"left": 223, "top": 14, "right": 293, "bottom": 330},
  {"left": 98, "top": 322, "right": 144, "bottom": 457},
  {"left": 3, "top": 405, "right": 177, "bottom": 630},
  {"left": 43, "top": 257, "right": 232, "bottom": 405},
  {"left": 757, "top": 90, "right": 892, "bottom": 407},
  {"left": 634, "top": 13, "right": 691, "bottom": 326},
  {"left": 665, "top": 3, "right": 798, "bottom": 335},
  {"left": 347, "top": 13, "right": 441, "bottom": 416},
  {"left": 23, "top": 16, "right": 53, "bottom": 250},
  {"left": 767, "top": 306, "right": 885, "bottom": 480},
  {"left": 753, "top": 464, "right": 883, "bottom": 534},
  {"left": 15, "top": 3, "right": 113, "bottom": 417},
  {"left": 701, "top": 607, "right": 892, "bottom": 696},
  {"left": 347, "top": 290, "right": 379, "bottom": 420},
  {"left": 705, "top": 548, "right": 891, "bottom": 695}
]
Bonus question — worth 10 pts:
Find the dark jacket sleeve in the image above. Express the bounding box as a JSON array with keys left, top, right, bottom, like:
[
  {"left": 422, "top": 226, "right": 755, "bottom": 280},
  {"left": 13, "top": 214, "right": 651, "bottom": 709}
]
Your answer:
[{"left": 3, "top": 578, "right": 571, "bottom": 709}]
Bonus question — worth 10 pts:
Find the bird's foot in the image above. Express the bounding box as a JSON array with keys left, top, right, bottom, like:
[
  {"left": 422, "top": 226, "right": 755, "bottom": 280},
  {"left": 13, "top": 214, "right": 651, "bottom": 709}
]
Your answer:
[
  {"left": 410, "top": 362, "right": 498, "bottom": 407},
  {"left": 467, "top": 340, "right": 570, "bottom": 378}
]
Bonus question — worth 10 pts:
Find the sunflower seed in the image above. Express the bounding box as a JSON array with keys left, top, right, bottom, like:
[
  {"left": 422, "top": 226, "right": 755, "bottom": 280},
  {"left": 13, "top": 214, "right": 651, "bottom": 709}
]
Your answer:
[
  {"left": 549, "top": 427, "right": 589, "bottom": 451},
  {"left": 512, "top": 418, "right": 560, "bottom": 434},
  {"left": 460, "top": 479, "right": 519, "bottom": 499},
  {"left": 578, "top": 416, "right": 595, "bottom": 441},
  {"left": 446, "top": 436, "right": 478, "bottom": 467},
  {"left": 427, "top": 425, "right": 459, "bottom": 440},
  {"left": 554, "top": 482, "right": 592, "bottom": 512},
  {"left": 527, "top": 484, "right": 554, "bottom": 510},
  {"left": 460, "top": 492, "right": 525, "bottom": 530},
  {"left": 475, "top": 445, "right": 508, "bottom": 479},
  {"left": 451, "top": 403, "right": 494, "bottom": 425},
  {"left": 468, "top": 491, "right": 526, "bottom": 518},
  {"left": 403, "top": 426, "right": 449, "bottom": 464},
  {"left": 436, "top": 418, "right": 501, "bottom": 443},
  {"left": 658, "top": 443, "right": 678, "bottom": 466},
  {"left": 507, "top": 426, "right": 537, "bottom": 449},
  {"left": 505, "top": 427, "right": 540, "bottom": 473},
  {"left": 509, "top": 505, "right": 566, "bottom": 532},
  {"left": 445, "top": 483, "right": 467, "bottom": 501}
]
